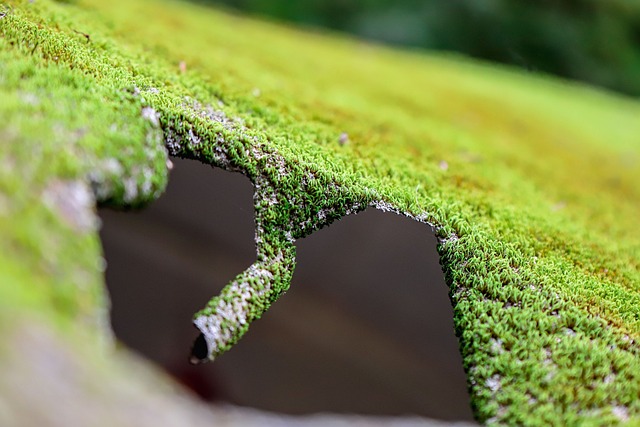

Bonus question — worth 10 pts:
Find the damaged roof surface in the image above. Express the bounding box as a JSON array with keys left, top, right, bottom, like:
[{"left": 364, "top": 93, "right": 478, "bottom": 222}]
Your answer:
[{"left": 1, "top": 0, "right": 639, "bottom": 424}]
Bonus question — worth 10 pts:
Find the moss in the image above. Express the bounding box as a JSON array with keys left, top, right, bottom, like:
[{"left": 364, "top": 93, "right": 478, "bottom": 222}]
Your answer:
[{"left": 1, "top": 0, "right": 639, "bottom": 424}]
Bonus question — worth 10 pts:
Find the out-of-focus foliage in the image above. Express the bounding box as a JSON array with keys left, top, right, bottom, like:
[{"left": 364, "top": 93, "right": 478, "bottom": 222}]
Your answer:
[{"left": 203, "top": 0, "right": 640, "bottom": 96}]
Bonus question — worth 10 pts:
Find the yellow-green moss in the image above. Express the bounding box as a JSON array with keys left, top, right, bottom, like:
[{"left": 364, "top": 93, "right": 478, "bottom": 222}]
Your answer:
[{"left": 1, "top": 0, "right": 639, "bottom": 424}]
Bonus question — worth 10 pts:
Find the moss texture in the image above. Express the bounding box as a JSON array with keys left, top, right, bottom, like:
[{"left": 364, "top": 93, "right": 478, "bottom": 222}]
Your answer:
[{"left": 1, "top": 0, "right": 639, "bottom": 424}]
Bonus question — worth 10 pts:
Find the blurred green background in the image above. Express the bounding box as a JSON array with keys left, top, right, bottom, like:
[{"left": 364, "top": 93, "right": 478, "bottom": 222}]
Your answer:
[{"left": 197, "top": 0, "right": 640, "bottom": 97}]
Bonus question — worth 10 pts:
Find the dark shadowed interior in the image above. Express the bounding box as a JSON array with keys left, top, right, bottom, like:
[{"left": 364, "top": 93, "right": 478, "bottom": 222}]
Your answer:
[{"left": 98, "top": 157, "right": 474, "bottom": 421}]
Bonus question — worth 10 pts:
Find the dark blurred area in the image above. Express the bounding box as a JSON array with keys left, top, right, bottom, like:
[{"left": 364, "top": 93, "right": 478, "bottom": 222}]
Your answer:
[
  {"left": 99, "top": 158, "right": 474, "bottom": 421},
  {"left": 195, "top": 0, "right": 640, "bottom": 97}
]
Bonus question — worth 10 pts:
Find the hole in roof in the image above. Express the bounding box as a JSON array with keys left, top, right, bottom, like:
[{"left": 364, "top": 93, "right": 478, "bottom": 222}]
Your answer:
[
  {"left": 99, "top": 157, "right": 474, "bottom": 422},
  {"left": 282, "top": 209, "right": 474, "bottom": 420},
  {"left": 99, "top": 157, "right": 256, "bottom": 401}
]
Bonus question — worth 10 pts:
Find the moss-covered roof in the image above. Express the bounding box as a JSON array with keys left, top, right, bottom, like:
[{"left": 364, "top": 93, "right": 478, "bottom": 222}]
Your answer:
[{"left": 1, "top": 0, "right": 639, "bottom": 424}]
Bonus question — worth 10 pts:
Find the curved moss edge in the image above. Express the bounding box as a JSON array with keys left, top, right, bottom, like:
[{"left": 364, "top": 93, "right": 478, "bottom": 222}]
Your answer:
[{"left": 1, "top": 0, "right": 639, "bottom": 424}]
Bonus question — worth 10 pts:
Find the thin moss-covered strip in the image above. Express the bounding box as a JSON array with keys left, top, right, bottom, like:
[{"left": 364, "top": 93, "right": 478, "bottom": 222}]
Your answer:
[{"left": 1, "top": 0, "right": 639, "bottom": 424}]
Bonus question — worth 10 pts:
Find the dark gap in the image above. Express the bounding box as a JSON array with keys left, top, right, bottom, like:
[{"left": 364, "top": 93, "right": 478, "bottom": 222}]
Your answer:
[
  {"left": 99, "top": 157, "right": 256, "bottom": 402},
  {"left": 285, "top": 209, "right": 474, "bottom": 420},
  {"left": 190, "top": 333, "right": 209, "bottom": 365},
  {"left": 99, "top": 157, "right": 474, "bottom": 421}
]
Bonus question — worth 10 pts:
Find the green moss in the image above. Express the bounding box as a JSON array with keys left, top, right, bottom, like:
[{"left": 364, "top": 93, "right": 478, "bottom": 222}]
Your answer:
[{"left": 1, "top": 0, "right": 639, "bottom": 424}]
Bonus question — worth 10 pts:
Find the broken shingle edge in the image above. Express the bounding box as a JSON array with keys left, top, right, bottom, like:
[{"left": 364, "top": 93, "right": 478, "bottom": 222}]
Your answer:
[
  {"left": 158, "top": 99, "right": 449, "bottom": 363},
  {"left": 158, "top": 97, "right": 639, "bottom": 425}
]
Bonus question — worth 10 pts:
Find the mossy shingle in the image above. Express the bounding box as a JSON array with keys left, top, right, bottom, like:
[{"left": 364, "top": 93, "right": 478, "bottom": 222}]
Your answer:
[{"left": 1, "top": 0, "right": 639, "bottom": 424}]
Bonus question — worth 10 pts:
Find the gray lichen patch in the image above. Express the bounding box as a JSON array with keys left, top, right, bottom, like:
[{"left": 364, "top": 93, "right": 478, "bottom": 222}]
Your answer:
[
  {"left": 88, "top": 158, "right": 165, "bottom": 206},
  {"left": 612, "top": 405, "right": 630, "bottom": 422},
  {"left": 141, "top": 106, "right": 160, "bottom": 127},
  {"left": 485, "top": 375, "right": 501, "bottom": 393},
  {"left": 42, "top": 179, "right": 98, "bottom": 234}
]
